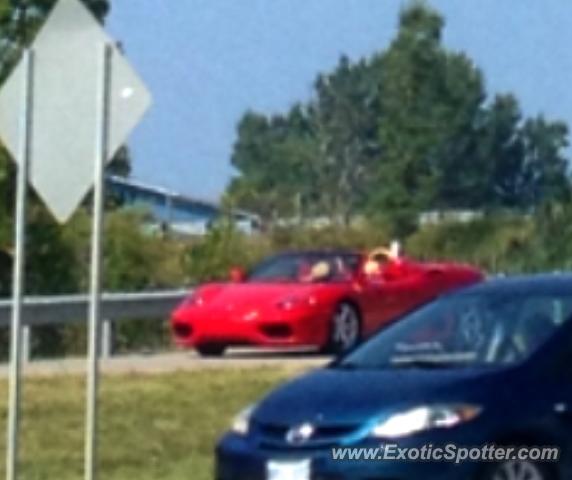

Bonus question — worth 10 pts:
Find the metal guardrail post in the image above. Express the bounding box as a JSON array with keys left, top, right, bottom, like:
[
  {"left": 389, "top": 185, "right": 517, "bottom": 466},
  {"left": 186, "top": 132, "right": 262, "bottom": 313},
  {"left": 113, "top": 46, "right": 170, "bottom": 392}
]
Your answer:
[
  {"left": 21, "top": 326, "right": 31, "bottom": 364},
  {"left": 101, "top": 319, "right": 112, "bottom": 359}
]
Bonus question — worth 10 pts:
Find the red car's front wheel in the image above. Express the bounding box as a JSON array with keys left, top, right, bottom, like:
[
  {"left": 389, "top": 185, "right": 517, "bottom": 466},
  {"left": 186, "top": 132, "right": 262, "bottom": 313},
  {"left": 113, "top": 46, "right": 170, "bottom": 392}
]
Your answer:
[
  {"left": 325, "top": 302, "right": 362, "bottom": 355},
  {"left": 196, "top": 343, "right": 227, "bottom": 358}
]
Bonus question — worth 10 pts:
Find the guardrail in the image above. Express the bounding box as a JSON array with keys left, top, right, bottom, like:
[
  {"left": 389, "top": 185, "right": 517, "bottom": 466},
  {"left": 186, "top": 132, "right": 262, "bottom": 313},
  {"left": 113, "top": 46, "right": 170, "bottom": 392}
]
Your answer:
[{"left": 0, "top": 290, "right": 190, "bottom": 362}]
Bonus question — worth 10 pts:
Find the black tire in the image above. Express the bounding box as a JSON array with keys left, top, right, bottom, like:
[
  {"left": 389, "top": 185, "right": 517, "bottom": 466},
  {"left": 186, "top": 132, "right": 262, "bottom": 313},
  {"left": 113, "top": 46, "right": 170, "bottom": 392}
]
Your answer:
[
  {"left": 196, "top": 344, "right": 227, "bottom": 358},
  {"left": 324, "top": 302, "right": 362, "bottom": 355},
  {"left": 479, "top": 459, "right": 553, "bottom": 480}
]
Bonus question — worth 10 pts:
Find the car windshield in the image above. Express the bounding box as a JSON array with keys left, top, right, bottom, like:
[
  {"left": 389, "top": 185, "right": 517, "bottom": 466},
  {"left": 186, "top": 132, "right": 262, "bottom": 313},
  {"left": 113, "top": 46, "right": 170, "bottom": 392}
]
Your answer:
[
  {"left": 248, "top": 253, "right": 360, "bottom": 284},
  {"left": 338, "top": 289, "right": 572, "bottom": 370}
]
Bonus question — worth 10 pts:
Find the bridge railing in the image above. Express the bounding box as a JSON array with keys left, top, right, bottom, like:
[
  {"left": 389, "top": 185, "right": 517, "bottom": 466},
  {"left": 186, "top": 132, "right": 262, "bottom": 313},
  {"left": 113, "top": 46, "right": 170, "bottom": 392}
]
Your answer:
[{"left": 0, "top": 290, "right": 190, "bottom": 362}]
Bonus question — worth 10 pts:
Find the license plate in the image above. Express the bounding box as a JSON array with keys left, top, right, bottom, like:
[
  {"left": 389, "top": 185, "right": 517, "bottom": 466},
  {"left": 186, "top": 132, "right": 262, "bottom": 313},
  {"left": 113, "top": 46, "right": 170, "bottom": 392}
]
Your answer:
[{"left": 267, "top": 459, "right": 311, "bottom": 480}]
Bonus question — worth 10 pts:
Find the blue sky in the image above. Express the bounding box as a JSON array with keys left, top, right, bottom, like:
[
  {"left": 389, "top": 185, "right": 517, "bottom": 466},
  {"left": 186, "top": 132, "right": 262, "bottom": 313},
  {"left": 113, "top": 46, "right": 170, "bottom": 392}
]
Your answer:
[{"left": 108, "top": 0, "right": 572, "bottom": 201}]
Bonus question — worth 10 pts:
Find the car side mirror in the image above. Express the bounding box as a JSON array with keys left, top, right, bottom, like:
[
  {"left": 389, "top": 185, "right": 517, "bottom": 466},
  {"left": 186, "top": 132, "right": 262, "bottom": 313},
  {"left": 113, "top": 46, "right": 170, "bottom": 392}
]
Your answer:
[{"left": 229, "top": 266, "right": 247, "bottom": 283}]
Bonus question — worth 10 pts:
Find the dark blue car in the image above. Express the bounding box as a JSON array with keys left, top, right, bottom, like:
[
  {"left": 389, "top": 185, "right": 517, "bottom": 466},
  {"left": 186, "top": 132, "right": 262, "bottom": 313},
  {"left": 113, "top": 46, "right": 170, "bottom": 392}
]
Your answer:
[{"left": 216, "top": 275, "right": 572, "bottom": 480}]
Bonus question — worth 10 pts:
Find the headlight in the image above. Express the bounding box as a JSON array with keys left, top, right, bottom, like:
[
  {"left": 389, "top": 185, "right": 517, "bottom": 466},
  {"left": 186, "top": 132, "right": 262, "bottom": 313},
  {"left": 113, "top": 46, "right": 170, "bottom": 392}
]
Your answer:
[
  {"left": 370, "top": 404, "right": 482, "bottom": 439},
  {"left": 231, "top": 405, "right": 256, "bottom": 436},
  {"left": 184, "top": 293, "right": 204, "bottom": 307}
]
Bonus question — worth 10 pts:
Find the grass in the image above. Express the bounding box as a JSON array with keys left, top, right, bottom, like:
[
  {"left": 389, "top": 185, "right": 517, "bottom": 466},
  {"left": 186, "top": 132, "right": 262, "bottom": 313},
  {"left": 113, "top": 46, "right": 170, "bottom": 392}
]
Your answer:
[{"left": 0, "top": 368, "right": 300, "bottom": 480}]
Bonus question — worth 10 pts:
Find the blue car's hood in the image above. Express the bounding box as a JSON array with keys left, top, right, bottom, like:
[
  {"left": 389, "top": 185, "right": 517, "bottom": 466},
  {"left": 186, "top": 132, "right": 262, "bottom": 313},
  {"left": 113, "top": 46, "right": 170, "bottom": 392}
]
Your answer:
[{"left": 255, "top": 366, "right": 516, "bottom": 426}]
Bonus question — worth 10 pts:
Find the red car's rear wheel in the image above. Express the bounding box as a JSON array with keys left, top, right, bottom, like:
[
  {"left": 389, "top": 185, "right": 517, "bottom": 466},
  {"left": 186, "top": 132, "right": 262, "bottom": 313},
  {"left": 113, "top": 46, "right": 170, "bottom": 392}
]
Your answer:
[{"left": 325, "top": 302, "right": 362, "bottom": 355}]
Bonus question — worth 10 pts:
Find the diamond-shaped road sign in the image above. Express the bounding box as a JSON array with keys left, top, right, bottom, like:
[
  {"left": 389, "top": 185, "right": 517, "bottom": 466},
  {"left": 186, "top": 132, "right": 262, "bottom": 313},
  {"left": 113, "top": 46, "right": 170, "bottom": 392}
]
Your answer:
[{"left": 0, "top": 0, "right": 152, "bottom": 223}]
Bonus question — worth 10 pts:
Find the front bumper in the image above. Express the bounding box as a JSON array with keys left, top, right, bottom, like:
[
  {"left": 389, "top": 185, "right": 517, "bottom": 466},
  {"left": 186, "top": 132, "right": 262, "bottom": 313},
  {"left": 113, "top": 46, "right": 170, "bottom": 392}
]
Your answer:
[
  {"left": 172, "top": 309, "right": 330, "bottom": 349},
  {"left": 216, "top": 433, "right": 481, "bottom": 480}
]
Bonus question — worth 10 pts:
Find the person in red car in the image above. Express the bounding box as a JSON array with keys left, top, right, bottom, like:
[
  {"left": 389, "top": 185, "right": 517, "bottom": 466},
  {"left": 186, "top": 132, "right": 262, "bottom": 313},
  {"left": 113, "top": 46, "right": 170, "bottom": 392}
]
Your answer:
[{"left": 171, "top": 247, "right": 484, "bottom": 357}]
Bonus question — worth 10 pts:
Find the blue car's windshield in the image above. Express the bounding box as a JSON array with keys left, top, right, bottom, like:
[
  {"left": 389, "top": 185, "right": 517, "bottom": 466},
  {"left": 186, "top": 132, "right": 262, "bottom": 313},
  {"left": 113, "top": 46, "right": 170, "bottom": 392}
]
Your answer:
[{"left": 339, "top": 290, "right": 572, "bottom": 370}]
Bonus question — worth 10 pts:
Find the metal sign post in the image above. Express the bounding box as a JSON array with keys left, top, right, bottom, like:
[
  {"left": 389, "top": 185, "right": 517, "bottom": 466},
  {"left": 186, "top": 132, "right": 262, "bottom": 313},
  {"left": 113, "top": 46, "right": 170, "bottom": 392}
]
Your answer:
[
  {"left": 84, "top": 42, "right": 112, "bottom": 480},
  {"left": 6, "top": 48, "right": 34, "bottom": 480}
]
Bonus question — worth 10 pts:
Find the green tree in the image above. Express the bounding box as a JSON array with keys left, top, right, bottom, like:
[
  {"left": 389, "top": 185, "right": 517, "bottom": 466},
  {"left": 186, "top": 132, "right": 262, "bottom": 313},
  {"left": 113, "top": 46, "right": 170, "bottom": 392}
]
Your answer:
[
  {"left": 227, "top": 107, "right": 318, "bottom": 222},
  {"left": 443, "top": 95, "right": 571, "bottom": 210},
  {"left": 228, "top": 56, "right": 384, "bottom": 225},
  {"left": 519, "top": 115, "right": 570, "bottom": 206},
  {"left": 228, "top": 1, "right": 571, "bottom": 235},
  {"left": 369, "top": 2, "right": 569, "bottom": 231},
  {"left": 309, "top": 56, "right": 381, "bottom": 223},
  {"left": 373, "top": 2, "right": 485, "bottom": 231}
]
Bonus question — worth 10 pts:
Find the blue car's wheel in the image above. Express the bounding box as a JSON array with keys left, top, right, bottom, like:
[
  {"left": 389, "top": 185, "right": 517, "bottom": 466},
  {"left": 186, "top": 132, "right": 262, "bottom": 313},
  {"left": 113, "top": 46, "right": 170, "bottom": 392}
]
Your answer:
[{"left": 481, "top": 460, "right": 552, "bottom": 480}]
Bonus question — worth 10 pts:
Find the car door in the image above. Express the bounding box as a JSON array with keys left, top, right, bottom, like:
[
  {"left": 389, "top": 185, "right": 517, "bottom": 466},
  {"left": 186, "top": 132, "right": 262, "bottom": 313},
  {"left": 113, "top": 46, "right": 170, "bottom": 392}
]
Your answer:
[
  {"left": 359, "top": 275, "right": 414, "bottom": 334},
  {"left": 354, "top": 274, "right": 389, "bottom": 336},
  {"left": 531, "top": 308, "right": 572, "bottom": 478},
  {"left": 378, "top": 277, "right": 417, "bottom": 322},
  {"left": 546, "top": 341, "right": 572, "bottom": 477},
  {"left": 357, "top": 263, "right": 447, "bottom": 334},
  {"left": 377, "top": 268, "right": 444, "bottom": 322}
]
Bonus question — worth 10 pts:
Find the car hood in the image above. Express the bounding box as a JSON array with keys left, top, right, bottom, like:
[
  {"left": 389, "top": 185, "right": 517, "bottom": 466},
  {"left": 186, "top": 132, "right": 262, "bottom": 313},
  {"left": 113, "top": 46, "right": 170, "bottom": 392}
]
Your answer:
[
  {"left": 196, "top": 282, "right": 321, "bottom": 310},
  {"left": 254, "top": 366, "right": 515, "bottom": 426}
]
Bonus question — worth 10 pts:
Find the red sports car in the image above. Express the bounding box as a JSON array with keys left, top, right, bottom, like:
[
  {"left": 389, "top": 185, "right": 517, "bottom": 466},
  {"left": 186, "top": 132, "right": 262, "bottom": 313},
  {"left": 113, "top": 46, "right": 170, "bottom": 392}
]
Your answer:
[{"left": 171, "top": 248, "right": 484, "bottom": 357}]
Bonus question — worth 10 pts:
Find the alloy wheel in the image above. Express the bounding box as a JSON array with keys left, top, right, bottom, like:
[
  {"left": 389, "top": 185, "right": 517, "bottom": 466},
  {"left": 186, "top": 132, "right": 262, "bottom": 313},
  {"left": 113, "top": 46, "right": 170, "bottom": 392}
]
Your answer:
[
  {"left": 491, "top": 461, "right": 546, "bottom": 480},
  {"left": 333, "top": 303, "right": 360, "bottom": 352}
]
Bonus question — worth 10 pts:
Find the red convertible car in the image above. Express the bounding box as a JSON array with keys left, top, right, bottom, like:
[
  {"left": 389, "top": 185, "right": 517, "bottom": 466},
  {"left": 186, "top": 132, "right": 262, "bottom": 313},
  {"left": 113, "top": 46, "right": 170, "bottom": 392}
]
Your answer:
[{"left": 171, "top": 247, "right": 484, "bottom": 357}]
